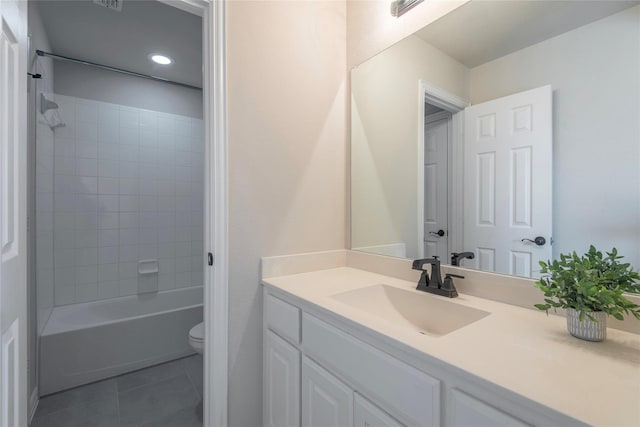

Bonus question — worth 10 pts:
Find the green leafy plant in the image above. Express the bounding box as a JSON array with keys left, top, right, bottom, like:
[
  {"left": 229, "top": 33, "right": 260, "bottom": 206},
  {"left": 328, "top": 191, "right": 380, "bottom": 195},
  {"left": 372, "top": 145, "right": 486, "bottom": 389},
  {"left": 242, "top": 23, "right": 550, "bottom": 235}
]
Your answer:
[{"left": 534, "top": 245, "right": 640, "bottom": 321}]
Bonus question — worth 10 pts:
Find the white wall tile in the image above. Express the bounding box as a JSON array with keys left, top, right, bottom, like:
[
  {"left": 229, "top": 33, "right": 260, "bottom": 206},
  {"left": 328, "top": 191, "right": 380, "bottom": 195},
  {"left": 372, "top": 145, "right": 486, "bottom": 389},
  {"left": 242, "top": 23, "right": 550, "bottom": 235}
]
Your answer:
[
  {"left": 54, "top": 282, "right": 76, "bottom": 306},
  {"left": 76, "top": 100, "right": 98, "bottom": 124},
  {"left": 76, "top": 283, "right": 98, "bottom": 302},
  {"left": 98, "top": 177, "right": 119, "bottom": 195},
  {"left": 118, "top": 245, "right": 139, "bottom": 262},
  {"left": 54, "top": 156, "right": 75, "bottom": 175},
  {"left": 98, "top": 281, "right": 119, "bottom": 299},
  {"left": 76, "top": 141, "right": 98, "bottom": 159},
  {"left": 139, "top": 228, "right": 158, "bottom": 245},
  {"left": 120, "top": 108, "right": 139, "bottom": 129},
  {"left": 119, "top": 229, "right": 138, "bottom": 246},
  {"left": 175, "top": 272, "right": 192, "bottom": 288},
  {"left": 158, "top": 274, "right": 176, "bottom": 291},
  {"left": 98, "top": 195, "right": 119, "bottom": 212},
  {"left": 119, "top": 278, "right": 138, "bottom": 296},
  {"left": 48, "top": 95, "right": 203, "bottom": 305},
  {"left": 99, "top": 229, "right": 119, "bottom": 247},
  {"left": 76, "top": 158, "right": 98, "bottom": 176},
  {"left": 75, "top": 248, "right": 98, "bottom": 266},
  {"left": 119, "top": 262, "right": 138, "bottom": 279},
  {"left": 98, "top": 264, "right": 119, "bottom": 282},
  {"left": 119, "top": 127, "right": 139, "bottom": 145},
  {"left": 76, "top": 122, "right": 98, "bottom": 142},
  {"left": 98, "top": 246, "right": 119, "bottom": 264},
  {"left": 76, "top": 265, "right": 98, "bottom": 284},
  {"left": 119, "top": 213, "right": 139, "bottom": 229},
  {"left": 76, "top": 230, "right": 98, "bottom": 248},
  {"left": 98, "top": 144, "right": 119, "bottom": 161},
  {"left": 54, "top": 139, "right": 75, "bottom": 158},
  {"left": 79, "top": 177, "right": 98, "bottom": 194},
  {"left": 98, "top": 159, "right": 119, "bottom": 177},
  {"left": 119, "top": 178, "right": 139, "bottom": 195},
  {"left": 119, "top": 195, "right": 138, "bottom": 212},
  {"left": 99, "top": 213, "right": 119, "bottom": 229},
  {"left": 75, "top": 213, "right": 99, "bottom": 230}
]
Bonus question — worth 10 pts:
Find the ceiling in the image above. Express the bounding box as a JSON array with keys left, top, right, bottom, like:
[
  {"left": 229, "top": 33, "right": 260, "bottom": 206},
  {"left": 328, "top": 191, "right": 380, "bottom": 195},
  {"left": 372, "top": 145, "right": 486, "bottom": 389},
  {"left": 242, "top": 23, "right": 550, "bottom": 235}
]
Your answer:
[
  {"left": 415, "top": 0, "right": 639, "bottom": 68},
  {"left": 36, "top": 0, "right": 202, "bottom": 88}
]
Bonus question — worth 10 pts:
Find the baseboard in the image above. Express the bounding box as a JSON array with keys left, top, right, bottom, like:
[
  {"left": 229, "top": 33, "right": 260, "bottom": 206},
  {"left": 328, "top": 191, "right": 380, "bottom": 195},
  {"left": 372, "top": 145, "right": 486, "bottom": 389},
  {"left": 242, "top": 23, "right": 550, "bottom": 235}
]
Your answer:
[{"left": 28, "top": 386, "right": 39, "bottom": 425}]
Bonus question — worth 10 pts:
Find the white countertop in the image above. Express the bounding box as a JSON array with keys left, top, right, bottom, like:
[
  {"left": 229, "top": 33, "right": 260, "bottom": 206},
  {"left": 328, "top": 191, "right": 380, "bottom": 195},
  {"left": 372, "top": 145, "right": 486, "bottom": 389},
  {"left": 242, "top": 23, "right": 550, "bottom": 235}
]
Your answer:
[{"left": 262, "top": 266, "right": 640, "bottom": 427}]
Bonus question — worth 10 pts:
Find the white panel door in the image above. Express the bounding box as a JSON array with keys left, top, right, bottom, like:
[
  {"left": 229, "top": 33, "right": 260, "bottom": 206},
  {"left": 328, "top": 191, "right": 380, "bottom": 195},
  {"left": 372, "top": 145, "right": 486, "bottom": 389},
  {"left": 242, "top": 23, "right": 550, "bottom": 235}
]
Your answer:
[
  {"left": 354, "top": 393, "right": 403, "bottom": 427},
  {"left": 0, "top": 1, "right": 27, "bottom": 426},
  {"left": 463, "top": 86, "right": 552, "bottom": 278},
  {"left": 301, "top": 356, "right": 352, "bottom": 427},
  {"left": 424, "top": 115, "right": 449, "bottom": 260},
  {"left": 449, "top": 389, "right": 531, "bottom": 427},
  {"left": 263, "top": 330, "right": 300, "bottom": 427}
]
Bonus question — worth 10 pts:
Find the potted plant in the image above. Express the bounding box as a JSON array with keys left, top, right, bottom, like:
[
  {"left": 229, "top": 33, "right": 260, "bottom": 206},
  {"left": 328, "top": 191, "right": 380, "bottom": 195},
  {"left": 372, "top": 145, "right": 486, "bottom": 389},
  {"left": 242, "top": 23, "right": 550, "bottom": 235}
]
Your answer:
[{"left": 534, "top": 245, "right": 640, "bottom": 341}]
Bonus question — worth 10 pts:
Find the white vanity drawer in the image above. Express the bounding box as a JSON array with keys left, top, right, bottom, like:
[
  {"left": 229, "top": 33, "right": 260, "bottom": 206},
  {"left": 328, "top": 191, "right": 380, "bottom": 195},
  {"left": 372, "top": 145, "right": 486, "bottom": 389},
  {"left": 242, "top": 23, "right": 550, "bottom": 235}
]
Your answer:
[
  {"left": 354, "top": 393, "right": 404, "bottom": 427},
  {"left": 449, "top": 389, "right": 531, "bottom": 427},
  {"left": 302, "top": 313, "right": 441, "bottom": 427},
  {"left": 265, "top": 292, "right": 300, "bottom": 344}
]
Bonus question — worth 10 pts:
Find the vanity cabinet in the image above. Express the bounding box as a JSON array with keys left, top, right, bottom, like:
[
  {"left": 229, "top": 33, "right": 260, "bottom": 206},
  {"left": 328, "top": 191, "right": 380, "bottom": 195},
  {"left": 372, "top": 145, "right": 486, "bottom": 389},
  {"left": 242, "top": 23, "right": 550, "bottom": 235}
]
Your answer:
[
  {"left": 263, "top": 288, "right": 583, "bottom": 427},
  {"left": 263, "top": 329, "right": 300, "bottom": 427},
  {"left": 301, "top": 356, "right": 353, "bottom": 427},
  {"left": 448, "top": 389, "right": 531, "bottom": 427},
  {"left": 354, "top": 393, "right": 403, "bottom": 427}
]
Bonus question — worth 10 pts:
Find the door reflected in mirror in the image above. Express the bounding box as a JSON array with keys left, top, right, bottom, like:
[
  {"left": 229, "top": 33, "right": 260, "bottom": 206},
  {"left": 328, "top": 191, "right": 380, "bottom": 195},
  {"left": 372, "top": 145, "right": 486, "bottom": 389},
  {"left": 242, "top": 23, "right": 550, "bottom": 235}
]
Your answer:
[{"left": 350, "top": 0, "right": 640, "bottom": 278}]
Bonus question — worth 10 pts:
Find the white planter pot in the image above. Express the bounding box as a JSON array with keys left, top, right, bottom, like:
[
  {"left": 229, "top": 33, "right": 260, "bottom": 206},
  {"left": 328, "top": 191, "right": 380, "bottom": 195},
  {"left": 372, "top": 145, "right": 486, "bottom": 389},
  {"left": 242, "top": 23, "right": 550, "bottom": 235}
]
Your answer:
[{"left": 566, "top": 308, "right": 607, "bottom": 341}]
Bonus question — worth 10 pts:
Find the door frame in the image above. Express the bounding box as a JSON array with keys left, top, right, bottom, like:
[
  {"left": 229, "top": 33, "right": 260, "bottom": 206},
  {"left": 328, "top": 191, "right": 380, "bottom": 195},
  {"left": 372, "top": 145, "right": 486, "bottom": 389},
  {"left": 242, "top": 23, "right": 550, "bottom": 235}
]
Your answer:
[
  {"left": 417, "top": 80, "right": 468, "bottom": 259},
  {"left": 159, "top": 1, "right": 228, "bottom": 426}
]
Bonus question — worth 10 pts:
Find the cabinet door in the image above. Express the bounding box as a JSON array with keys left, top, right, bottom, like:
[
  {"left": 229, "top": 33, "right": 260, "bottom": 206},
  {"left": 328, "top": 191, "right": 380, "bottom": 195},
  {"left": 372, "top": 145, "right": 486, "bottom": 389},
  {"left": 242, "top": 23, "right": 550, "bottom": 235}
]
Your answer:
[
  {"left": 302, "top": 356, "right": 353, "bottom": 427},
  {"left": 449, "top": 389, "right": 531, "bottom": 427},
  {"left": 354, "top": 393, "right": 404, "bottom": 427},
  {"left": 264, "top": 330, "right": 300, "bottom": 427}
]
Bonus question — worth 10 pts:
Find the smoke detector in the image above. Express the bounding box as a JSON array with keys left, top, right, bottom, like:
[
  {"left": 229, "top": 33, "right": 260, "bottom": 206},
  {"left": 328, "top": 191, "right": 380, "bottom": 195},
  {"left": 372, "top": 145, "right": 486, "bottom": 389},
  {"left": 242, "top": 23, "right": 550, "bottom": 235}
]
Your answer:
[{"left": 93, "top": 0, "right": 123, "bottom": 12}]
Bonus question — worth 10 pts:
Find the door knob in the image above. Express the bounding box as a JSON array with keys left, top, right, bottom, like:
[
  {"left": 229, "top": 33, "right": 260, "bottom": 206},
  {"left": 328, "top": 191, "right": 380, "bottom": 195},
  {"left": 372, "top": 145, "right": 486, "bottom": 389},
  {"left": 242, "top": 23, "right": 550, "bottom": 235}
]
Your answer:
[
  {"left": 521, "top": 236, "right": 546, "bottom": 246},
  {"left": 429, "top": 229, "right": 445, "bottom": 237}
]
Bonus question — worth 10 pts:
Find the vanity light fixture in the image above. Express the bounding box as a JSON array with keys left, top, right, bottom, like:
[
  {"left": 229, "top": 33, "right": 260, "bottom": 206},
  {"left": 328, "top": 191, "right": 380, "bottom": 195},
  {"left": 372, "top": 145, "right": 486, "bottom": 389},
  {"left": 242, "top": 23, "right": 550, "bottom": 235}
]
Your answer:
[
  {"left": 390, "top": 0, "right": 424, "bottom": 17},
  {"left": 149, "top": 54, "right": 173, "bottom": 65}
]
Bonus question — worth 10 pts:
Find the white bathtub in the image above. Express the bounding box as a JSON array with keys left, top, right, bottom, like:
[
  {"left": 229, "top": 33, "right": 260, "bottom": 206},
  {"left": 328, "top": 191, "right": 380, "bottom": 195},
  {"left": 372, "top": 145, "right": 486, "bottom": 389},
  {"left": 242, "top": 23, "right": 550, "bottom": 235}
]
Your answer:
[{"left": 40, "top": 287, "right": 203, "bottom": 395}]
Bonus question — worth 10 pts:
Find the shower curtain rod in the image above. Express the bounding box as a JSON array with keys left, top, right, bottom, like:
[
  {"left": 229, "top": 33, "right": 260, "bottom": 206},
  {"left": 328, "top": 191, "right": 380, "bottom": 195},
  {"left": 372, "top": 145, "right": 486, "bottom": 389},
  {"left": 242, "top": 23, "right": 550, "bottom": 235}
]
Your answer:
[{"left": 36, "top": 50, "right": 202, "bottom": 91}]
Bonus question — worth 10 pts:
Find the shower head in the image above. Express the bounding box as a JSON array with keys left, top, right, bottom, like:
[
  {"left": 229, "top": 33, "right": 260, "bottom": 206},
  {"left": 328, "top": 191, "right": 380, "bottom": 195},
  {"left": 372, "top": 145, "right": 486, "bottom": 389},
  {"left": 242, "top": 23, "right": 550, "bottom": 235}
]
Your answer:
[{"left": 40, "top": 93, "right": 59, "bottom": 114}]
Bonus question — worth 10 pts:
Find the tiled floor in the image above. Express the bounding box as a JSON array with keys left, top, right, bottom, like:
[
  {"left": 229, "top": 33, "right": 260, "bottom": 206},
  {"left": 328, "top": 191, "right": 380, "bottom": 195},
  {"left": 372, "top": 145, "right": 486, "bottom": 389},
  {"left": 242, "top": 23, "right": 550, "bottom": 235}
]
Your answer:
[{"left": 31, "top": 355, "right": 203, "bottom": 427}]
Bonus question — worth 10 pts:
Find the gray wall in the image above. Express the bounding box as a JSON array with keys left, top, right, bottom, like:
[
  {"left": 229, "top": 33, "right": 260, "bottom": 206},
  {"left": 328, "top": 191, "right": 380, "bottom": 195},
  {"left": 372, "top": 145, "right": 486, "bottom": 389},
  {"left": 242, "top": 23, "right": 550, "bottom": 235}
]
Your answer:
[{"left": 54, "top": 61, "right": 203, "bottom": 118}]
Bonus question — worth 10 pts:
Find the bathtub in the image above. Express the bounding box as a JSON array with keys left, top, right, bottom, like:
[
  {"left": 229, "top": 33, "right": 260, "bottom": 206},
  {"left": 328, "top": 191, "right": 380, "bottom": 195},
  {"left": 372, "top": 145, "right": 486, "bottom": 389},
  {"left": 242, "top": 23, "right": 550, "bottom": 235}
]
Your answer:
[{"left": 39, "top": 287, "right": 203, "bottom": 395}]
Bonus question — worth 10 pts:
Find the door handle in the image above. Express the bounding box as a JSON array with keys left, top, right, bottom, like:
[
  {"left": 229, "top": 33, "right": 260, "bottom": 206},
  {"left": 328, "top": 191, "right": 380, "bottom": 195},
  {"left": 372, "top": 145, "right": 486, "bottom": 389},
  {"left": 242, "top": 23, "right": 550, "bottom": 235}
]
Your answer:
[
  {"left": 521, "top": 236, "right": 546, "bottom": 246},
  {"left": 429, "top": 229, "right": 445, "bottom": 237}
]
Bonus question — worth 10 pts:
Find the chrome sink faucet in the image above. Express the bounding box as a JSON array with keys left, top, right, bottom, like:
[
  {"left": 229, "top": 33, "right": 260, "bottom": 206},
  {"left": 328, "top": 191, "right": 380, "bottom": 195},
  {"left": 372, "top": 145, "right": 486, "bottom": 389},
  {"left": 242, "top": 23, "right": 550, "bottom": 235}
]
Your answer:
[{"left": 412, "top": 256, "right": 463, "bottom": 298}]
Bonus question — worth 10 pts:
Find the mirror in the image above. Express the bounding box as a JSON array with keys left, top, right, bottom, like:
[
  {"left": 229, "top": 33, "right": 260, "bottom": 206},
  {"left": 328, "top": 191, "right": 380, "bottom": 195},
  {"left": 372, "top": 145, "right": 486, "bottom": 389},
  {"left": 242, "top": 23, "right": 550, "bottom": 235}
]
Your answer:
[{"left": 350, "top": 0, "right": 640, "bottom": 278}]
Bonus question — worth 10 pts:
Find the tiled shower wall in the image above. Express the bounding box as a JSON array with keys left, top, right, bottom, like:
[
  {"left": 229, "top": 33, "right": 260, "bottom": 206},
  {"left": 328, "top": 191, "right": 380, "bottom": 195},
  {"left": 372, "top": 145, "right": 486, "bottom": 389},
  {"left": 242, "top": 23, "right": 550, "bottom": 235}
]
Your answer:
[{"left": 42, "top": 94, "right": 204, "bottom": 306}]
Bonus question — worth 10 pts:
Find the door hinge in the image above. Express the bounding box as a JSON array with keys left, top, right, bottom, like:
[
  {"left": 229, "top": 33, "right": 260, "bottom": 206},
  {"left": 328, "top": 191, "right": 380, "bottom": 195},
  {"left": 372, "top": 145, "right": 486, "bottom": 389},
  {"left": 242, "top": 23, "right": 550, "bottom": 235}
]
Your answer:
[{"left": 208, "top": 252, "right": 214, "bottom": 266}]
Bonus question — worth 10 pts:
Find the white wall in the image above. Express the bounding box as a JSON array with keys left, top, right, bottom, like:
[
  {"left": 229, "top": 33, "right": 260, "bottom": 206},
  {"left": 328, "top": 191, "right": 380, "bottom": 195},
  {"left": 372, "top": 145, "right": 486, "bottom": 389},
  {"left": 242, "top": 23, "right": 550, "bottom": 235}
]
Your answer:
[
  {"left": 227, "top": 1, "right": 347, "bottom": 425},
  {"left": 470, "top": 6, "right": 640, "bottom": 267},
  {"left": 351, "top": 35, "right": 468, "bottom": 258},
  {"left": 48, "top": 95, "right": 204, "bottom": 305},
  {"left": 54, "top": 61, "right": 203, "bottom": 118}
]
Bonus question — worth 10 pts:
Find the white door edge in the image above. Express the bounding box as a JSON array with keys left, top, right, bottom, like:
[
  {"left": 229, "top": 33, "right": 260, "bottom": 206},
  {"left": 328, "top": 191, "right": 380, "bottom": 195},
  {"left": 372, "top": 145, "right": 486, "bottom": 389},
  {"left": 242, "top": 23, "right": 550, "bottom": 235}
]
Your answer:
[
  {"left": 165, "top": 1, "right": 229, "bottom": 426},
  {"left": 417, "top": 80, "right": 468, "bottom": 260}
]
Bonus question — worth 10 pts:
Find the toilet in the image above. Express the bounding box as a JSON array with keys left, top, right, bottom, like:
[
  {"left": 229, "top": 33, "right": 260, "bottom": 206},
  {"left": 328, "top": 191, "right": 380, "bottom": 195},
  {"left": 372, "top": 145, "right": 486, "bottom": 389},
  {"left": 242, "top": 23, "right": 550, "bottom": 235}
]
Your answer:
[{"left": 189, "top": 322, "right": 204, "bottom": 354}]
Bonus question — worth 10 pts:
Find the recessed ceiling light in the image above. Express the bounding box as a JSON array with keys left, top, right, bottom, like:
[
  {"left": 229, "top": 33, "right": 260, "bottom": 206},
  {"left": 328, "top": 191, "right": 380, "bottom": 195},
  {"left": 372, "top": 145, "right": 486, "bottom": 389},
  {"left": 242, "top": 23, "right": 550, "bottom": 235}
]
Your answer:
[{"left": 150, "top": 54, "right": 173, "bottom": 65}]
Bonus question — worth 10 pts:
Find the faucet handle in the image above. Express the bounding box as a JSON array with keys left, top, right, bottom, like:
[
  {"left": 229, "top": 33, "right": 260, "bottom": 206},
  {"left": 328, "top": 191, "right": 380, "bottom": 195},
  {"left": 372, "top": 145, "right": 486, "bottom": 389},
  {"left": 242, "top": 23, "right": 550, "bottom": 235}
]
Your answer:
[
  {"left": 442, "top": 273, "right": 461, "bottom": 297},
  {"left": 412, "top": 256, "right": 440, "bottom": 271}
]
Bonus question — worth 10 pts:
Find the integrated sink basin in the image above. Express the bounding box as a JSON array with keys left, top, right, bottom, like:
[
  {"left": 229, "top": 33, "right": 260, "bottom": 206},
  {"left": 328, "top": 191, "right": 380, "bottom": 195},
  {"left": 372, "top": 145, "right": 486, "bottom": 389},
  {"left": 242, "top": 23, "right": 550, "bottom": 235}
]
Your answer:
[{"left": 331, "top": 285, "right": 490, "bottom": 337}]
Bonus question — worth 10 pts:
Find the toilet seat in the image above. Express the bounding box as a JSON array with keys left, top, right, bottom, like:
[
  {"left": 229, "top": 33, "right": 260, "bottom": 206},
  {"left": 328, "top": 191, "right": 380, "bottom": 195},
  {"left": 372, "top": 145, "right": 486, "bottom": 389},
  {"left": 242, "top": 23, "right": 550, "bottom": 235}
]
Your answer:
[{"left": 189, "top": 322, "right": 204, "bottom": 354}]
